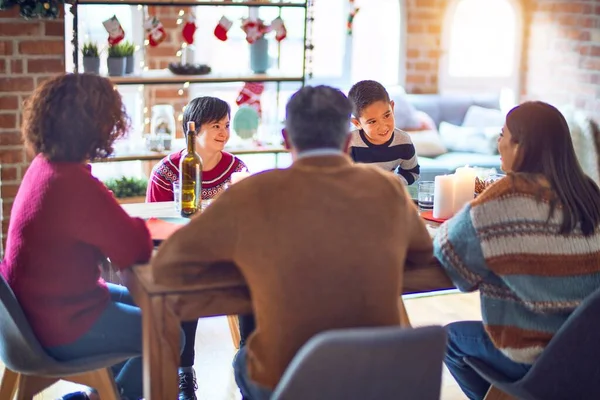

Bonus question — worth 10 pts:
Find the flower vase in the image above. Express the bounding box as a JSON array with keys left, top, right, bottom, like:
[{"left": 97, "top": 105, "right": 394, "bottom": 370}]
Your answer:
[{"left": 250, "top": 37, "right": 269, "bottom": 74}]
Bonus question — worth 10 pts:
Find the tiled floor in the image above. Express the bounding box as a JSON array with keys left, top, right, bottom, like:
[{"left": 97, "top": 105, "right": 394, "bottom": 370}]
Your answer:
[{"left": 1, "top": 292, "right": 480, "bottom": 400}]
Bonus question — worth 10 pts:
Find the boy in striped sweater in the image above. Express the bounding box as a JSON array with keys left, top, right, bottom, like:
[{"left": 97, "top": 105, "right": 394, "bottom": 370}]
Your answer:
[{"left": 348, "top": 80, "right": 420, "bottom": 185}]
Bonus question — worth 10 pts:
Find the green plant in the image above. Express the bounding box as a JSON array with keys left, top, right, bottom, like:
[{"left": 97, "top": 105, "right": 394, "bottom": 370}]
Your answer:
[
  {"left": 121, "top": 41, "right": 135, "bottom": 57},
  {"left": 82, "top": 42, "right": 99, "bottom": 58},
  {"left": 107, "top": 43, "right": 127, "bottom": 58},
  {"left": 104, "top": 176, "right": 147, "bottom": 198}
]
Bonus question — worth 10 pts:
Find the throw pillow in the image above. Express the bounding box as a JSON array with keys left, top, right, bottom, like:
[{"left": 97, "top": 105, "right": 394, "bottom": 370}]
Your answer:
[
  {"left": 408, "top": 129, "right": 447, "bottom": 158},
  {"left": 439, "top": 122, "right": 500, "bottom": 155},
  {"left": 462, "top": 105, "right": 505, "bottom": 128}
]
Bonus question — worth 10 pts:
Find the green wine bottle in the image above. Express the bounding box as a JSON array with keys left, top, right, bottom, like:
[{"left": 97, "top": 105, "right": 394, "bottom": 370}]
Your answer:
[{"left": 179, "top": 121, "right": 203, "bottom": 217}]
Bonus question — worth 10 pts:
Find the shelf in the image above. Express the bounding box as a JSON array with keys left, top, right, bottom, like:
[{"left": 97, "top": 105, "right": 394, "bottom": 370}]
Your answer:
[
  {"left": 108, "top": 69, "right": 304, "bottom": 85},
  {"left": 93, "top": 145, "right": 288, "bottom": 163},
  {"left": 76, "top": 0, "right": 306, "bottom": 7}
]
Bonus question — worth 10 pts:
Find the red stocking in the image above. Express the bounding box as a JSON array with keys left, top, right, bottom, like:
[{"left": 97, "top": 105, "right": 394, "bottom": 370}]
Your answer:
[
  {"left": 182, "top": 14, "right": 197, "bottom": 45},
  {"left": 236, "top": 82, "right": 265, "bottom": 118},
  {"left": 270, "top": 17, "right": 287, "bottom": 42},
  {"left": 103, "top": 15, "right": 125, "bottom": 46},
  {"left": 144, "top": 16, "right": 167, "bottom": 47},
  {"left": 214, "top": 16, "right": 233, "bottom": 42}
]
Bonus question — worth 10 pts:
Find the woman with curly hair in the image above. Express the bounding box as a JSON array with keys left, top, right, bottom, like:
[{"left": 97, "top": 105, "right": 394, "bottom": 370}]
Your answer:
[
  {"left": 435, "top": 101, "right": 600, "bottom": 400},
  {"left": 0, "top": 73, "right": 154, "bottom": 400}
]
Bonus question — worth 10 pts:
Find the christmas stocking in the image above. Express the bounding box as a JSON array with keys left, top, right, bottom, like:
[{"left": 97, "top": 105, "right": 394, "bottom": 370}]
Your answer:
[
  {"left": 182, "top": 14, "right": 197, "bottom": 45},
  {"left": 144, "top": 16, "right": 167, "bottom": 47},
  {"left": 270, "top": 17, "right": 287, "bottom": 42},
  {"left": 103, "top": 15, "right": 125, "bottom": 46},
  {"left": 241, "top": 18, "right": 269, "bottom": 44},
  {"left": 214, "top": 16, "right": 233, "bottom": 41},
  {"left": 236, "top": 82, "right": 265, "bottom": 117}
]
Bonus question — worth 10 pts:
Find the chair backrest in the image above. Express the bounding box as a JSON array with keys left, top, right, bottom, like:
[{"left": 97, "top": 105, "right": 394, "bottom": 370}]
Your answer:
[
  {"left": 517, "top": 286, "right": 600, "bottom": 399},
  {"left": 271, "top": 325, "right": 447, "bottom": 400},
  {"left": 0, "top": 274, "right": 61, "bottom": 373}
]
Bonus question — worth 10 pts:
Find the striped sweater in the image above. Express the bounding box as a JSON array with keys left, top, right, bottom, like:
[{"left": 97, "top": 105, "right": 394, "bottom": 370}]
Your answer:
[
  {"left": 434, "top": 174, "right": 600, "bottom": 364},
  {"left": 349, "top": 128, "right": 420, "bottom": 185}
]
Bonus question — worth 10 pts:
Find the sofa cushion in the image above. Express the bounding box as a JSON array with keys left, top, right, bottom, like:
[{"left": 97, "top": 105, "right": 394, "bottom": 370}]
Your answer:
[
  {"left": 409, "top": 130, "right": 447, "bottom": 158},
  {"left": 439, "top": 122, "right": 500, "bottom": 155}
]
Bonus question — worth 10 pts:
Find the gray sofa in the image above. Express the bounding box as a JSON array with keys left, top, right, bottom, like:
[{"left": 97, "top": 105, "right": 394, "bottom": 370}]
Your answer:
[{"left": 389, "top": 91, "right": 503, "bottom": 183}]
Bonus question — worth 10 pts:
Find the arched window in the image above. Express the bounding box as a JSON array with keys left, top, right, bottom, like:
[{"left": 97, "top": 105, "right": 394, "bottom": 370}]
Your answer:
[{"left": 439, "top": 0, "right": 522, "bottom": 105}]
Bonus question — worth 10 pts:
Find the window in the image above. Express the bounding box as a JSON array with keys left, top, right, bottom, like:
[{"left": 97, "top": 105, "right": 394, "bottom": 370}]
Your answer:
[{"left": 439, "top": 0, "right": 522, "bottom": 103}]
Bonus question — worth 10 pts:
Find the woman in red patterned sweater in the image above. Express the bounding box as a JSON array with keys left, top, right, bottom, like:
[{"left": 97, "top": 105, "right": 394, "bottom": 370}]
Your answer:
[
  {"left": 146, "top": 96, "right": 248, "bottom": 203},
  {"left": 146, "top": 96, "right": 249, "bottom": 399},
  {"left": 1, "top": 74, "right": 154, "bottom": 400}
]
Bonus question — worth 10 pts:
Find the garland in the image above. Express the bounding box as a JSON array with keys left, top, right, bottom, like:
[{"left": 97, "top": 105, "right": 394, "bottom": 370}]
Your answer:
[{"left": 0, "top": 0, "right": 71, "bottom": 19}]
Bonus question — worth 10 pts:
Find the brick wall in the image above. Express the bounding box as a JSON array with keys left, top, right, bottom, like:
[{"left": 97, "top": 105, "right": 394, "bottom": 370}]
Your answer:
[
  {"left": 144, "top": 6, "right": 191, "bottom": 138},
  {"left": 521, "top": 0, "right": 600, "bottom": 122},
  {"left": 404, "top": 0, "right": 444, "bottom": 94},
  {"left": 0, "top": 8, "right": 65, "bottom": 248}
]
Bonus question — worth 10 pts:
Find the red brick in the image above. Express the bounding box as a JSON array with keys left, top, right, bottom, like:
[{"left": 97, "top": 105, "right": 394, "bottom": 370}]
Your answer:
[
  {"left": 10, "top": 59, "right": 23, "bottom": 74},
  {"left": 407, "top": 23, "right": 426, "bottom": 34},
  {"left": 0, "top": 7, "right": 20, "bottom": 18},
  {"left": 0, "top": 77, "right": 34, "bottom": 92},
  {"left": 0, "top": 22, "right": 42, "bottom": 36},
  {"left": 27, "top": 58, "right": 64, "bottom": 73},
  {"left": 0, "top": 113, "right": 17, "bottom": 129},
  {"left": 0, "top": 59, "right": 4, "bottom": 73},
  {"left": 0, "top": 41, "right": 13, "bottom": 56},
  {"left": 146, "top": 46, "right": 180, "bottom": 58},
  {"left": 406, "top": 49, "right": 419, "bottom": 58},
  {"left": 0, "top": 96, "right": 19, "bottom": 110},
  {"left": 1, "top": 183, "right": 19, "bottom": 199},
  {"left": 0, "top": 149, "right": 23, "bottom": 164},
  {"left": 44, "top": 20, "right": 64, "bottom": 37},
  {"left": 406, "top": 74, "right": 427, "bottom": 85},
  {"left": 18, "top": 40, "right": 64, "bottom": 55},
  {"left": 1, "top": 166, "right": 18, "bottom": 182},
  {"left": 153, "top": 88, "right": 182, "bottom": 98},
  {"left": 0, "top": 131, "right": 22, "bottom": 146},
  {"left": 2, "top": 201, "right": 14, "bottom": 219},
  {"left": 415, "top": 62, "right": 432, "bottom": 71}
]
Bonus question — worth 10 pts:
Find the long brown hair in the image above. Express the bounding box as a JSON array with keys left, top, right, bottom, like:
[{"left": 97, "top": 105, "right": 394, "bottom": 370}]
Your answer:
[
  {"left": 22, "top": 73, "right": 130, "bottom": 163},
  {"left": 506, "top": 101, "right": 600, "bottom": 235}
]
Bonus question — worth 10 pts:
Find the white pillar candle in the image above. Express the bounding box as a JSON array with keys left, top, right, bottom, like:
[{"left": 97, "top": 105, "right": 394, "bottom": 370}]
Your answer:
[
  {"left": 433, "top": 174, "right": 455, "bottom": 219},
  {"left": 230, "top": 171, "right": 251, "bottom": 185},
  {"left": 453, "top": 166, "right": 477, "bottom": 213}
]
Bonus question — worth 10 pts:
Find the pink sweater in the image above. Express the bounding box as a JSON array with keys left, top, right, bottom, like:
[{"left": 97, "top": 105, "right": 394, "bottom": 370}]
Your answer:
[{"left": 0, "top": 155, "right": 152, "bottom": 347}]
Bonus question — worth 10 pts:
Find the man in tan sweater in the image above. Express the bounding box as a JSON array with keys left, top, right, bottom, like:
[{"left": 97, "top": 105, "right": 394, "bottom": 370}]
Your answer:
[{"left": 152, "top": 85, "right": 433, "bottom": 399}]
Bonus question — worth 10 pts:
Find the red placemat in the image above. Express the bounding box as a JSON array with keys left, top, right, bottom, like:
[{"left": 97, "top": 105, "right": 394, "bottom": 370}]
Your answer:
[
  {"left": 420, "top": 210, "right": 448, "bottom": 223},
  {"left": 146, "top": 217, "right": 187, "bottom": 242}
]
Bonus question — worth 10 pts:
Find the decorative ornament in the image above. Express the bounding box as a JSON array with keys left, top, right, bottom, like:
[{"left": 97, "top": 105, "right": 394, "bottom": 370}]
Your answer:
[
  {"left": 181, "top": 13, "right": 197, "bottom": 45},
  {"left": 103, "top": 15, "right": 125, "bottom": 46},
  {"left": 236, "top": 82, "right": 265, "bottom": 118},
  {"left": 233, "top": 106, "right": 260, "bottom": 141},
  {"left": 347, "top": 0, "right": 360, "bottom": 36},
  {"left": 270, "top": 17, "right": 287, "bottom": 42},
  {"left": 241, "top": 18, "right": 270, "bottom": 44},
  {"left": 214, "top": 15, "right": 233, "bottom": 41},
  {"left": 143, "top": 16, "right": 167, "bottom": 47},
  {"left": 0, "top": 0, "right": 64, "bottom": 19}
]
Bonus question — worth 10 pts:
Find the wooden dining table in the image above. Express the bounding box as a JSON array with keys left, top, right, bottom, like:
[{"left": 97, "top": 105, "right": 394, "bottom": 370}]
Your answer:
[{"left": 119, "top": 201, "right": 454, "bottom": 400}]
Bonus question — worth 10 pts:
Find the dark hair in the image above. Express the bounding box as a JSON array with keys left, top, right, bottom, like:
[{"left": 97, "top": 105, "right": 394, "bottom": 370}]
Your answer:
[
  {"left": 22, "top": 73, "right": 130, "bottom": 162},
  {"left": 183, "top": 96, "right": 230, "bottom": 132},
  {"left": 285, "top": 85, "right": 352, "bottom": 152},
  {"left": 347, "top": 80, "right": 391, "bottom": 118},
  {"left": 506, "top": 101, "right": 600, "bottom": 235}
]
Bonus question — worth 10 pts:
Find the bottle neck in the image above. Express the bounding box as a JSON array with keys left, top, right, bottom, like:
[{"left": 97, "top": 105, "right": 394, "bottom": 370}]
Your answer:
[{"left": 186, "top": 131, "right": 196, "bottom": 153}]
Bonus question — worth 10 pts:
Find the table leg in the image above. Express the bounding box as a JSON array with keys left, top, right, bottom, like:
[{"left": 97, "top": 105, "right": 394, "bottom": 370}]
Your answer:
[{"left": 141, "top": 294, "right": 181, "bottom": 399}]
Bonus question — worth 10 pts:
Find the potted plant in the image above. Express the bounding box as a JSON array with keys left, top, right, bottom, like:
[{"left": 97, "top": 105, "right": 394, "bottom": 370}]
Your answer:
[
  {"left": 121, "top": 41, "right": 135, "bottom": 75},
  {"left": 82, "top": 42, "right": 100, "bottom": 74},
  {"left": 104, "top": 176, "right": 148, "bottom": 204},
  {"left": 107, "top": 43, "right": 126, "bottom": 77}
]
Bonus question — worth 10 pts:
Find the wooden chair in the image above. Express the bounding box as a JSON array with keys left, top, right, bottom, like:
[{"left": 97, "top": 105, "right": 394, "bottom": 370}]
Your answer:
[{"left": 0, "top": 275, "right": 134, "bottom": 400}]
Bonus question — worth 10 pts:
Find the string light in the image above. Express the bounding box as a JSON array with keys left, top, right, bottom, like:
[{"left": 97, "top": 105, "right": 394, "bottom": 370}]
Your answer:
[{"left": 178, "top": 89, "right": 184, "bottom": 95}]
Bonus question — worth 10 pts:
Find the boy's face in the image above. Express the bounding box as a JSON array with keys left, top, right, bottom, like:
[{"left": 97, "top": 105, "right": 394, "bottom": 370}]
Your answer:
[
  {"left": 352, "top": 100, "right": 396, "bottom": 145},
  {"left": 196, "top": 115, "right": 230, "bottom": 153}
]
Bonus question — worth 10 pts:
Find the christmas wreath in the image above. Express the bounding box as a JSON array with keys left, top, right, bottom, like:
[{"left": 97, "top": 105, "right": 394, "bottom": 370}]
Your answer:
[{"left": 0, "top": 0, "right": 72, "bottom": 19}]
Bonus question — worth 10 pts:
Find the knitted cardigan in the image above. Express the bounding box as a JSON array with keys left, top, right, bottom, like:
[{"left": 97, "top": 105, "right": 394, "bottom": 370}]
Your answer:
[{"left": 434, "top": 174, "right": 600, "bottom": 364}]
